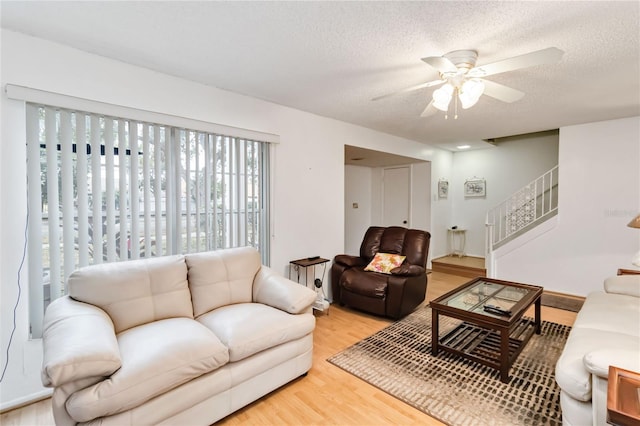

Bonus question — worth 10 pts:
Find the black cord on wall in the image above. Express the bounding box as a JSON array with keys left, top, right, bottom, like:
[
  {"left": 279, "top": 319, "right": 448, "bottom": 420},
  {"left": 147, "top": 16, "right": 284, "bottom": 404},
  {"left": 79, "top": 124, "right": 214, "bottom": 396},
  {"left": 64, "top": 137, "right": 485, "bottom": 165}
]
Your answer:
[{"left": 0, "top": 207, "right": 28, "bottom": 383}]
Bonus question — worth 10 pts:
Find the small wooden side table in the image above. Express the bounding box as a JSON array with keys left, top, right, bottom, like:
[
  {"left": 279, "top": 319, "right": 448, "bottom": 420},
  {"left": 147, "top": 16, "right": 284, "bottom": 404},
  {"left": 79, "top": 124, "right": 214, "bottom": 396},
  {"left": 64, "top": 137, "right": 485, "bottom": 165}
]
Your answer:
[
  {"left": 289, "top": 257, "right": 330, "bottom": 313},
  {"left": 607, "top": 366, "right": 640, "bottom": 425},
  {"left": 289, "top": 257, "right": 330, "bottom": 284},
  {"left": 447, "top": 228, "right": 466, "bottom": 258}
]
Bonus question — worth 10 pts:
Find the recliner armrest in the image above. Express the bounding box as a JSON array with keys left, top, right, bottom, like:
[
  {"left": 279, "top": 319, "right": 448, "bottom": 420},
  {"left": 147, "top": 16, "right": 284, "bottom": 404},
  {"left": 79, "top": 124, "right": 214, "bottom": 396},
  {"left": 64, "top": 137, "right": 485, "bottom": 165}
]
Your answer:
[
  {"left": 253, "top": 266, "right": 317, "bottom": 314},
  {"left": 390, "top": 264, "right": 425, "bottom": 277},
  {"left": 333, "top": 254, "right": 367, "bottom": 268},
  {"left": 42, "top": 296, "right": 121, "bottom": 387}
]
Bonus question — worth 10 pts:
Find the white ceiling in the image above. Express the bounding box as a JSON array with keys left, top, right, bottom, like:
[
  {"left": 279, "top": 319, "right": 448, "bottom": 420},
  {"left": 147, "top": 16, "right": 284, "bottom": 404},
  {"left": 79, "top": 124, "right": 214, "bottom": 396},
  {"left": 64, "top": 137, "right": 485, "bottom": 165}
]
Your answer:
[{"left": 1, "top": 1, "right": 639, "bottom": 149}]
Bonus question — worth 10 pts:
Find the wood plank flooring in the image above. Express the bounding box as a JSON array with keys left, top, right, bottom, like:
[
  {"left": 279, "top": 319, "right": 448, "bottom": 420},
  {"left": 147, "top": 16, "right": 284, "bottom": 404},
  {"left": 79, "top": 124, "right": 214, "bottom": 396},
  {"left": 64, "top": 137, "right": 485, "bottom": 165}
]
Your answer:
[{"left": 0, "top": 272, "right": 576, "bottom": 426}]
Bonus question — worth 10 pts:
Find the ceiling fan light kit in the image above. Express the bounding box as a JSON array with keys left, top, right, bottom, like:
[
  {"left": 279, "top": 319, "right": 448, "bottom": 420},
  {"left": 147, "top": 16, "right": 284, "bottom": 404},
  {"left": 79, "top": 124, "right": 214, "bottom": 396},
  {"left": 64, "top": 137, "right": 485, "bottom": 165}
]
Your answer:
[
  {"left": 432, "top": 78, "right": 485, "bottom": 119},
  {"left": 459, "top": 79, "right": 485, "bottom": 108},
  {"left": 432, "top": 84, "right": 453, "bottom": 111},
  {"left": 374, "top": 47, "right": 564, "bottom": 120}
]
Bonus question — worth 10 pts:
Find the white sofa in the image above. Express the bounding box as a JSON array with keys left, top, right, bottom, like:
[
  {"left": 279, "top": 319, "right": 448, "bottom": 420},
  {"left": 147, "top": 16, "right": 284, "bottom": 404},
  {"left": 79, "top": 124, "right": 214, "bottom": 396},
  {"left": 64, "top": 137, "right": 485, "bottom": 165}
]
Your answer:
[
  {"left": 555, "top": 274, "right": 640, "bottom": 425},
  {"left": 41, "top": 246, "right": 317, "bottom": 425}
]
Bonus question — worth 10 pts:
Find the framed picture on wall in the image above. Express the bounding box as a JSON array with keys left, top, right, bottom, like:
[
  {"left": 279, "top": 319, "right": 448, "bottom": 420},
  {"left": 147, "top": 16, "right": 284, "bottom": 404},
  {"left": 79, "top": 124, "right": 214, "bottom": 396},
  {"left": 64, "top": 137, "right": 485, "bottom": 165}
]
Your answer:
[
  {"left": 464, "top": 178, "right": 486, "bottom": 197},
  {"left": 438, "top": 180, "right": 448, "bottom": 199}
]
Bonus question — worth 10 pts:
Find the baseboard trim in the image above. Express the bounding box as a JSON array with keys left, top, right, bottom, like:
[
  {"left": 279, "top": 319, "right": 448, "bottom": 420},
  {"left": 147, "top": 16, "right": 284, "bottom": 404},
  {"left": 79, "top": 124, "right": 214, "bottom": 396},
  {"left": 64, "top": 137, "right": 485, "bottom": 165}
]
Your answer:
[{"left": 0, "top": 389, "right": 52, "bottom": 413}]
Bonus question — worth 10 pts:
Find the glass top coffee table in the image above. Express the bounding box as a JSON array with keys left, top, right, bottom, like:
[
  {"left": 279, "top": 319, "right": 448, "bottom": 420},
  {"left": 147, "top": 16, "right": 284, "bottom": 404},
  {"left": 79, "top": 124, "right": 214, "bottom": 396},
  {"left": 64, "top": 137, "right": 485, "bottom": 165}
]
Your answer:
[{"left": 430, "top": 277, "right": 543, "bottom": 383}]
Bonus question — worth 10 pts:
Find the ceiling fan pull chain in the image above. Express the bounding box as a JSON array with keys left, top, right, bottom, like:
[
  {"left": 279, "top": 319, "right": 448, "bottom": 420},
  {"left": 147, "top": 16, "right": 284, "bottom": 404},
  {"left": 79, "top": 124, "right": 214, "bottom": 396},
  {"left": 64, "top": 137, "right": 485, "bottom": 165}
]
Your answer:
[{"left": 454, "top": 88, "right": 459, "bottom": 120}]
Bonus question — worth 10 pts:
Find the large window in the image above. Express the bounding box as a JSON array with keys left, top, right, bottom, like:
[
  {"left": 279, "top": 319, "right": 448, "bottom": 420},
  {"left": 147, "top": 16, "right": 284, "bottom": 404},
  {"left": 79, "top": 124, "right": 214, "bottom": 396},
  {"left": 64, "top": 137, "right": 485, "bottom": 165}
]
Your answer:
[{"left": 26, "top": 103, "right": 270, "bottom": 336}]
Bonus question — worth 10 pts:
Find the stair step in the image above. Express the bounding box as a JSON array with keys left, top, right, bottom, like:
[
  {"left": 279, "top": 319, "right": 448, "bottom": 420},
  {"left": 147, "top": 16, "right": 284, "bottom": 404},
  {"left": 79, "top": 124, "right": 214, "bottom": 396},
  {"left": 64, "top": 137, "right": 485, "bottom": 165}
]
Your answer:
[{"left": 431, "top": 255, "right": 486, "bottom": 278}]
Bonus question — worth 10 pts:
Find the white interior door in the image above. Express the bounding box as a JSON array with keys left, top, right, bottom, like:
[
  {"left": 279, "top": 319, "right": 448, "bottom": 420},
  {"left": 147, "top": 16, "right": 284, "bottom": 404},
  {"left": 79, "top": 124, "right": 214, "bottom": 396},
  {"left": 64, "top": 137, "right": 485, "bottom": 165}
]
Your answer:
[{"left": 382, "top": 166, "right": 410, "bottom": 227}]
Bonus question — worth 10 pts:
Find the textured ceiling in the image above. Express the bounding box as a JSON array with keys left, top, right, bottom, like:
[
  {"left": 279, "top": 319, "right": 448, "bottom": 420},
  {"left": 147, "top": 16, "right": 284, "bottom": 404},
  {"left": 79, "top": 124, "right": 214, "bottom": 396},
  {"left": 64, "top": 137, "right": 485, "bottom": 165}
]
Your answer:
[{"left": 1, "top": 1, "right": 639, "bottom": 149}]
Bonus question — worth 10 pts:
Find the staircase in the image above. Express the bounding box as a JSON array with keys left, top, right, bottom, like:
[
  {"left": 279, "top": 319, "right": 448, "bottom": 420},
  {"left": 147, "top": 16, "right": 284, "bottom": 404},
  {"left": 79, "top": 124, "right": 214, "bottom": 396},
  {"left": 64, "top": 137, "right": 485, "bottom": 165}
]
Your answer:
[
  {"left": 431, "top": 166, "right": 559, "bottom": 280},
  {"left": 485, "top": 166, "right": 559, "bottom": 276}
]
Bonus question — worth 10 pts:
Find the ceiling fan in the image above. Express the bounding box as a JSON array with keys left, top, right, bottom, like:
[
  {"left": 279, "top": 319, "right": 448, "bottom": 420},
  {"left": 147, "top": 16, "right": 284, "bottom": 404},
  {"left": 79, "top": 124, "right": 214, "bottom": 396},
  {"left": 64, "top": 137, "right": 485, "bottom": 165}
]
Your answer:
[{"left": 373, "top": 47, "right": 564, "bottom": 119}]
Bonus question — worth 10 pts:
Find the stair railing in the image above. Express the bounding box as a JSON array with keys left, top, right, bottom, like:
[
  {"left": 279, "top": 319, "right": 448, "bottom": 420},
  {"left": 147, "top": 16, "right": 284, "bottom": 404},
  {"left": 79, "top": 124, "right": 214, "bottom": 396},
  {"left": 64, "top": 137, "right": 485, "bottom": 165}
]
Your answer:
[{"left": 485, "top": 165, "right": 559, "bottom": 256}]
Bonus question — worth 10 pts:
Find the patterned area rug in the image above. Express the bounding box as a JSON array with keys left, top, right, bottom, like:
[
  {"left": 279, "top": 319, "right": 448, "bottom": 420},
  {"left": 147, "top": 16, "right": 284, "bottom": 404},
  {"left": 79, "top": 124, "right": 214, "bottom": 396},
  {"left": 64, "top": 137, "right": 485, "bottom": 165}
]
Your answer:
[{"left": 327, "top": 307, "right": 570, "bottom": 426}]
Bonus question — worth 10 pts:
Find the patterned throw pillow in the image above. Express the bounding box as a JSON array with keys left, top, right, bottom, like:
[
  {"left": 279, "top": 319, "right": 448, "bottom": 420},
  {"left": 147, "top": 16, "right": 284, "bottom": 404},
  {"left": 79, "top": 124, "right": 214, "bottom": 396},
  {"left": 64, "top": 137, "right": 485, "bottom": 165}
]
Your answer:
[{"left": 364, "top": 253, "right": 406, "bottom": 274}]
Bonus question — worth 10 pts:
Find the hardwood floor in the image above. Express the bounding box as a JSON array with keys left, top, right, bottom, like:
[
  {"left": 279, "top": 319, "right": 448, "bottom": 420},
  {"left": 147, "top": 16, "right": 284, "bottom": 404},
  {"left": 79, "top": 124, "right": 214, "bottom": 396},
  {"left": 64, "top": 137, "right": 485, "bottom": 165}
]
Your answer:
[{"left": 0, "top": 272, "right": 576, "bottom": 426}]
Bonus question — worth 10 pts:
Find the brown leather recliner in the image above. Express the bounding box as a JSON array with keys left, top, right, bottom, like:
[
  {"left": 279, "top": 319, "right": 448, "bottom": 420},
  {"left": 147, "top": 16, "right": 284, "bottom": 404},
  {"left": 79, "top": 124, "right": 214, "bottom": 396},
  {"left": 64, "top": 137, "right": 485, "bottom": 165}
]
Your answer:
[{"left": 331, "top": 226, "right": 431, "bottom": 319}]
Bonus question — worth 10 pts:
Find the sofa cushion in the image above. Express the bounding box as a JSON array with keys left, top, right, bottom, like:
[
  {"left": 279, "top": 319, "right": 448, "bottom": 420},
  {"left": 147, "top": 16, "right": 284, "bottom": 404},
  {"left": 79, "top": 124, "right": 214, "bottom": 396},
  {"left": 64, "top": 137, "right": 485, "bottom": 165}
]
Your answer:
[
  {"left": 66, "top": 318, "right": 229, "bottom": 422},
  {"left": 584, "top": 349, "right": 640, "bottom": 378},
  {"left": 186, "top": 247, "right": 262, "bottom": 317},
  {"left": 197, "top": 303, "right": 315, "bottom": 362},
  {"left": 604, "top": 274, "right": 640, "bottom": 297},
  {"left": 68, "top": 255, "right": 192, "bottom": 333},
  {"left": 571, "top": 291, "right": 640, "bottom": 337}
]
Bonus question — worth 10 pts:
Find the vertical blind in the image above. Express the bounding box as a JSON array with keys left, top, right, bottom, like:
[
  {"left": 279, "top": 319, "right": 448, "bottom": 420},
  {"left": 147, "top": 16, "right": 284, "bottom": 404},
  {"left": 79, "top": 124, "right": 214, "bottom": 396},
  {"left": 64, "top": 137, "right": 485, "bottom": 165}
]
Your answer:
[{"left": 26, "top": 103, "right": 270, "bottom": 337}]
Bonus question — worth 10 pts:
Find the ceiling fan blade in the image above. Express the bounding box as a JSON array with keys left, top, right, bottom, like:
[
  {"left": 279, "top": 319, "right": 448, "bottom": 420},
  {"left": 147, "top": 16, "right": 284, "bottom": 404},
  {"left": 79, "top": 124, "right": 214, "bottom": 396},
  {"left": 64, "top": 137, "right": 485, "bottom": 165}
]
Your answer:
[
  {"left": 420, "top": 100, "right": 439, "bottom": 117},
  {"left": 371, "top": 79, "right": 445, "bottom": 101},
  {"left": 481, "top": 79, "right": 525, "bottom": 103},
  {"left": 421, "top": 56, "right": 458, "bottom": 74},
  {"left": 468, "top": 47, "right": 564, "bottom": 78}
]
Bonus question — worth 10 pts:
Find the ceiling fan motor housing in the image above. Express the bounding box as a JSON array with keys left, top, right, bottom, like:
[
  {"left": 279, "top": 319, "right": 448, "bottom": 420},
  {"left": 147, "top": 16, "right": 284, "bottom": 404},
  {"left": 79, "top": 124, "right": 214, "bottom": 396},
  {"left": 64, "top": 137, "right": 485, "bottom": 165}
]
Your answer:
[{"left": 443, "top": 50, "right": 478, "bottom": 73}]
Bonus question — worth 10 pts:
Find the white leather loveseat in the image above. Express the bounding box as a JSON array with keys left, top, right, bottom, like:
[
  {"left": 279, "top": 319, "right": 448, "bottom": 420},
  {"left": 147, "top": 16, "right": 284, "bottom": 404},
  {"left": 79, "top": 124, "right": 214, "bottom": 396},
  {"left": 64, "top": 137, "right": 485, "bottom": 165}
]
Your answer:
[
  {"left": 555, "top": 274, "right": 640, "bottom": 425},
  {"left": 41, "top": 246, "right": 317, "bottom": 425}
]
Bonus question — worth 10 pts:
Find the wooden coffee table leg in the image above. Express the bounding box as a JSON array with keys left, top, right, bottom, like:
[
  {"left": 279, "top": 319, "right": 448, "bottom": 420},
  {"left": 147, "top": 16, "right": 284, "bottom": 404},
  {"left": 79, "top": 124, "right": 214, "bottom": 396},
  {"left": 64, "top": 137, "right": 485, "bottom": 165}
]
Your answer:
[
  {"left": 431, "top": 309, "right": 439, "bottom": 356},
  {"left": 500, "top": 328, "right": 510, "bottom": 383},
  {"left": 535, "top": 296, "right": 542, "bottom": 334}
]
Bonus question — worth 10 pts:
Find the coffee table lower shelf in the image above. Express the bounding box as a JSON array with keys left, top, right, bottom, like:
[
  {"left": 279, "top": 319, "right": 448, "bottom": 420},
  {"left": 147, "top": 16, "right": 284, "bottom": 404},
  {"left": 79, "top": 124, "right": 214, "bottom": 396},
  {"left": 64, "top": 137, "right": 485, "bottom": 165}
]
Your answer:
[{"left": 438, "top": 318, "right": 537, "bottom": 378}]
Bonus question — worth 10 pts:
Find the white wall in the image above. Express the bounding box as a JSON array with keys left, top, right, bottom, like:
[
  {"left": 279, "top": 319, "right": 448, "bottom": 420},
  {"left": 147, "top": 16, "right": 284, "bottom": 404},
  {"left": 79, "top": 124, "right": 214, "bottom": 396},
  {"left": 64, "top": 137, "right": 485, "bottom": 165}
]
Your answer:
[
  {"left": 429, "top": 149, "right": 455, "bottom": 259},
  {"left": 345, "top": 161, "right": 434, "bottom": 259},
  {"left": 0, "top": 29, "right": 450, "bottom": 407},
  {"left": 451, "top": 132, "right": 559, "bottom": 256},
  {"left": 344, "top": 165, "right": 372, "bottom": 255},
  {"left": 409, "top": 162, "right": 432, "bottom": 234},
  {"left": 495, "top": 117, "right": 640, "bottom": 296}
]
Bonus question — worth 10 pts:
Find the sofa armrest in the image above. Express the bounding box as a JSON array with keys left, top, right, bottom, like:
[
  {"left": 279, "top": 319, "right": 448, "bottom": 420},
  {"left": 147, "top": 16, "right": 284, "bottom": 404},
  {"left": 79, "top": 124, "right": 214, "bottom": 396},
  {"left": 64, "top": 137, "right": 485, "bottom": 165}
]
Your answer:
[
  {"left": 584, "top": 349, "right": 640, "bottom": 379},
  {"left": 253, "top": 266, "right": 317, "bottom": 314},
  {"left": 51, "top": 376, "right": 106, "bottom": 426},
  {"left": 390, "top": 264, "right": 425, "bottom": 277},
  {"left": 42, "top": 296, "right": 121, "bottom": 387},
  {"left": 604, "top": 275, "right": 640, "bottom": 297},
  {"left": 334, "top": 254, "right": 367, "bottom": 268}
]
